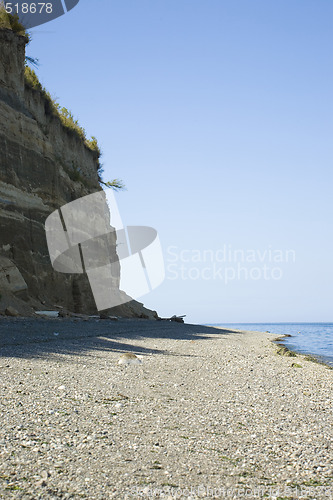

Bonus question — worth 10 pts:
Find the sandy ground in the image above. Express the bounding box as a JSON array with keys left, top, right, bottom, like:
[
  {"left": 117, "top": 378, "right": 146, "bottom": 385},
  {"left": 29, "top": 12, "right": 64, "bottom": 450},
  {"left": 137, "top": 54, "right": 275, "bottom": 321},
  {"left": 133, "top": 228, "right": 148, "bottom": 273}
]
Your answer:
[{"left": 0, "top": 318, "right": 332, "bottom": 499}]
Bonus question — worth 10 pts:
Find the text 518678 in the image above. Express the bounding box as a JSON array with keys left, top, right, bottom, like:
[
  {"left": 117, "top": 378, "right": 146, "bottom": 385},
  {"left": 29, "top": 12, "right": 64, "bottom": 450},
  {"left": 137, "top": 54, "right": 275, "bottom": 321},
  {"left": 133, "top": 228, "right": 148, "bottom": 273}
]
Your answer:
[{"left": 5, "top": 3, "right": 53, "bottom": 14}]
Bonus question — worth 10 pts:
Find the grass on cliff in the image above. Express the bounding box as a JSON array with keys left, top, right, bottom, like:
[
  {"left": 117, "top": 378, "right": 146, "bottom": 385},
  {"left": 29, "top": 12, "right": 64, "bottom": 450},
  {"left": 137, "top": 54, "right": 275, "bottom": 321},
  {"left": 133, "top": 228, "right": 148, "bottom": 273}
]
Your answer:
[
  {"left": 24, "top": 67, "right": 125, "bottom": 190},
  {"left": 24, "top": 66, "right": 101, "bottom": 157}
]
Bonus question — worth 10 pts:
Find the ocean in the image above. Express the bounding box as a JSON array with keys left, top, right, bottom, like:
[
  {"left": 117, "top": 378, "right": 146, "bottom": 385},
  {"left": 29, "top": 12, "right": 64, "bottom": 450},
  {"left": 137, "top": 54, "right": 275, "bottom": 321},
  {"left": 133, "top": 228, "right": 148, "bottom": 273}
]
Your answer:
[{"left": 207, "top": 323, "right": 333, "bottom": 366}]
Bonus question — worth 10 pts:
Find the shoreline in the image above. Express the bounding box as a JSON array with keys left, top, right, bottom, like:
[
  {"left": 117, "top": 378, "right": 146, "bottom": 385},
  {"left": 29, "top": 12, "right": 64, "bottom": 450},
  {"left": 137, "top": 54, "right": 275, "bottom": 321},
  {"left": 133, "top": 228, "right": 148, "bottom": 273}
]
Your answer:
[
  {"left": 0, "top": 319, "right": 332, "bottom": 498},
  {"left": 207, "top": 323, "right": 333, "bottom": 370},
  {"left": 274, "top": 335, "right": 333, "bottom": 370},
  {"left": 237, "top": 327, "right": 333, "bottom": 370}
]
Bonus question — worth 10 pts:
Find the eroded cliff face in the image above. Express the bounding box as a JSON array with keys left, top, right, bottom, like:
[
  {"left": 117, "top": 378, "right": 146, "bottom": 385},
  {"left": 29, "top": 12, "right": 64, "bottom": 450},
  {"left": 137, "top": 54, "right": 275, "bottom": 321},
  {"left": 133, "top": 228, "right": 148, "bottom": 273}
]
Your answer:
[{"left": 0, "top": 28, "right": 157, "bottom": 318}]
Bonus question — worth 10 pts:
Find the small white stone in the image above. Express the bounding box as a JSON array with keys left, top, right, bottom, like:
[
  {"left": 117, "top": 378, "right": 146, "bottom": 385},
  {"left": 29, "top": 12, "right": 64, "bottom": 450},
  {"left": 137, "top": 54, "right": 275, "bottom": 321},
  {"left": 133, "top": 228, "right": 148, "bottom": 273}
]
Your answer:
[
  {"left": 40, "top": 471, "right": 49, "bottom": 481},
  {"left": 118, "top": 353, "right": 142, "bottom": 365}
]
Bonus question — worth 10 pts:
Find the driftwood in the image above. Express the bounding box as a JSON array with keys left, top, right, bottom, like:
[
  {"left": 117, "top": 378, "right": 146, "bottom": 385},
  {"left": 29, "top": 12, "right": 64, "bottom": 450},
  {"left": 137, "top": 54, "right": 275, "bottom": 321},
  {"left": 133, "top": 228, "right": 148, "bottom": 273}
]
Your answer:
[{"left": 158, "top": 314, "right": 186, "bottom": 323}]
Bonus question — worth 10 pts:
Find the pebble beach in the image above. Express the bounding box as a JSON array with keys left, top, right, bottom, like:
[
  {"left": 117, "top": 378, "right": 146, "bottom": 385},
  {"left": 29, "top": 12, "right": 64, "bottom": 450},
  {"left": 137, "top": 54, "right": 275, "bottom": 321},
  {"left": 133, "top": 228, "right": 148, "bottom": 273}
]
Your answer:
[{"left": 0, "top": 318, "right": 332, "bottom": 499}]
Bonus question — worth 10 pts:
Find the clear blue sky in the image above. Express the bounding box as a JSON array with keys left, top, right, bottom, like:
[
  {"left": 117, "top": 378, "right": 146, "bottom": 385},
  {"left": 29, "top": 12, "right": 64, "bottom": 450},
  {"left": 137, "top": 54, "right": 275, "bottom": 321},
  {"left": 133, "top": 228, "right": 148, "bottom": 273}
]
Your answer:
[{"left": 27, "top": 0, "right": 332, "bottom": 323}]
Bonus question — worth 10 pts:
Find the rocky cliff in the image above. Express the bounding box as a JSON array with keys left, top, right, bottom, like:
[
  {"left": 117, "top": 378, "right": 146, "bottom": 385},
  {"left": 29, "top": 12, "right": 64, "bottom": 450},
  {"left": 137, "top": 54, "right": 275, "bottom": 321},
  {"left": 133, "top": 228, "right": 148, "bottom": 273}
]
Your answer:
[{"left": 0, "top": 28, "right": 157, "bottom": 318}]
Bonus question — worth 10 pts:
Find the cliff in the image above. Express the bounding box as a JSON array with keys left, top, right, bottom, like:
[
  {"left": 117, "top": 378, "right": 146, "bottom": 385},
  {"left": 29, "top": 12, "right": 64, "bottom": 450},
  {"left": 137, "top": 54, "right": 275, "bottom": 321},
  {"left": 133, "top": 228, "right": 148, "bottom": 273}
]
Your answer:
[{"left": 0, "top": 28, "right": 157, "bottom": 319}]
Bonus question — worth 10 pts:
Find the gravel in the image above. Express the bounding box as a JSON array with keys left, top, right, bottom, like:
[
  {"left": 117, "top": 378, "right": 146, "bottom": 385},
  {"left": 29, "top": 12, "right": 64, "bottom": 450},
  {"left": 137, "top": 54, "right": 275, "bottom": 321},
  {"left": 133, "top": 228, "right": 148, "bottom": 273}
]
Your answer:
[{"left": 0, "top": 318, "right": 332, "bottom": 499}]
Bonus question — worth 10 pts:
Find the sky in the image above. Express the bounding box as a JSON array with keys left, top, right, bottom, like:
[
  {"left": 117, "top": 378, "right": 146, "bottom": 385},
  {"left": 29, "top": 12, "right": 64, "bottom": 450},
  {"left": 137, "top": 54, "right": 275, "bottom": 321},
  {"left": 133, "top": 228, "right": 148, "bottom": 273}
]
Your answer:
[{"left": 26, "top": 0, "right": 332, "bottom": 324}]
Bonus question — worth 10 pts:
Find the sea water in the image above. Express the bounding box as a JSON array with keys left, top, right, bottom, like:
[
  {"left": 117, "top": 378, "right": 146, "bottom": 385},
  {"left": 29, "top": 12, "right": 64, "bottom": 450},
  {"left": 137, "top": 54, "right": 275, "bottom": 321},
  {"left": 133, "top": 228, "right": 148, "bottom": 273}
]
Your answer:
[{"left": 207, "top": 323, "right": 333, "bottom": 366}]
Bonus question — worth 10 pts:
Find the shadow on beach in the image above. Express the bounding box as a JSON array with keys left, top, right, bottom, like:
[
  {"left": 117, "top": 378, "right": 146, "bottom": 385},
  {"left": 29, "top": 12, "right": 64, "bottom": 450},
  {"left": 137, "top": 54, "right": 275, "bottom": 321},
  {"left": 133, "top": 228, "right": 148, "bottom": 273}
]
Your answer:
[{"left": 0, "top": 318, "right": 239, "bottom": 361}]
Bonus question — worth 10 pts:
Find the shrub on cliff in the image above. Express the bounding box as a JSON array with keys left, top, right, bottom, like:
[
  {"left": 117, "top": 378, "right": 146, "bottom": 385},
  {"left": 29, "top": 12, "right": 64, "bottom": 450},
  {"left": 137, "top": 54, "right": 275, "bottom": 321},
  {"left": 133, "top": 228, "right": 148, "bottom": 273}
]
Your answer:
[
  {"left": 102, "top": 179, "right": 126, "bottom": 190},
  {"left": 0, "top": 3, "right": 29, "bottom": 40}
]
